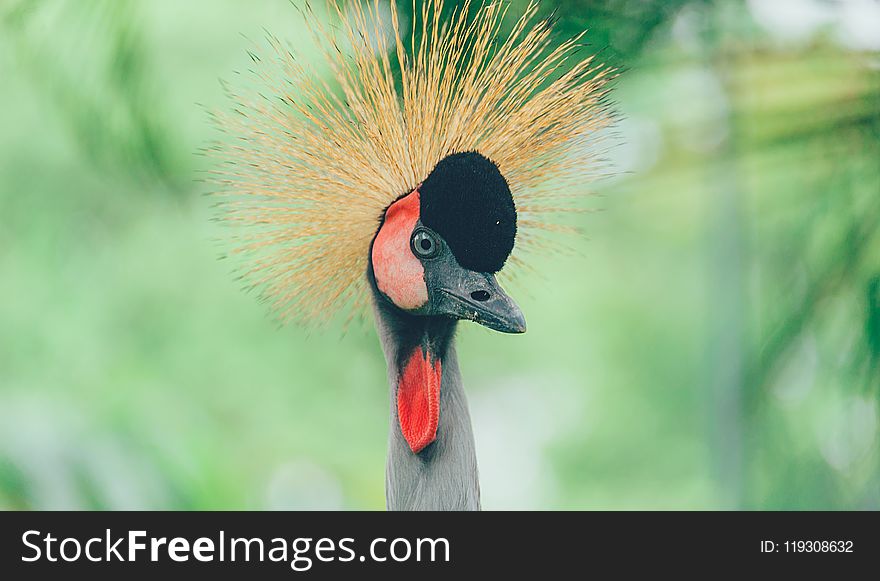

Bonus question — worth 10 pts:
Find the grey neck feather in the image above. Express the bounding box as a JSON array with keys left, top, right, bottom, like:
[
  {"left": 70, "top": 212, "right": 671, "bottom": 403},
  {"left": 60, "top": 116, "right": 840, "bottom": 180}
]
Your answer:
[{"left": 372, "top": 299, "right": 481, "bottom": 511}]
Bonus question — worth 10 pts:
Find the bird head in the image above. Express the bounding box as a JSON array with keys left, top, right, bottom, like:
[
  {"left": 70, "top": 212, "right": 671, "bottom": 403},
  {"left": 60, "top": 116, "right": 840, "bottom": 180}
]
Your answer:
[
  {"left": 213, "top": 0, "right": 614, "bottom": 330},
  {"left": 370, "top": 152, "right": 525, "bottom": 334}
]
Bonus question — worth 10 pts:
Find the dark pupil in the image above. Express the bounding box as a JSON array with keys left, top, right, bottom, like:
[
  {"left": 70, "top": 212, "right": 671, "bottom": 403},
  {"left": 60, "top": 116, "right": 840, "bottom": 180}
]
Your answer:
[{"left": 420, "top": 238, "right": 432, "bottom": 251}]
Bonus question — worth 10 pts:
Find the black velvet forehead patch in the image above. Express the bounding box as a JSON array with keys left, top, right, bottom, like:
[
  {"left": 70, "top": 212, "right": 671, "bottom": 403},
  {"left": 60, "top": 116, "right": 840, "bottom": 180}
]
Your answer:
[{"left": 418, "top": 151, "right": 517, "bottom": 273}]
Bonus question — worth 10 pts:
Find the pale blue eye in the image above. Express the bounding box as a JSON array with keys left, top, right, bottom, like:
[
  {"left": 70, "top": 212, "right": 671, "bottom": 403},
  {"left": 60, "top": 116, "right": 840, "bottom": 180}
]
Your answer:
[{"left": 411, "top": 229, "right": 439, "bottom": 258}]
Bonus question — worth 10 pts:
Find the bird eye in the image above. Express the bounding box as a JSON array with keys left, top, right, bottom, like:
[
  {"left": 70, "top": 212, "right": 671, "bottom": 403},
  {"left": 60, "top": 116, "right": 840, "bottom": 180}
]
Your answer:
[{"left": 411, "top": 229, "right": 440, "bottom": 259}]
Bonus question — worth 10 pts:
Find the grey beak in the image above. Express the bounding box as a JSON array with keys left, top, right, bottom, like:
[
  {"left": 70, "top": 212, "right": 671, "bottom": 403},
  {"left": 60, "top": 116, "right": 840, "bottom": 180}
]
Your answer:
[{"left": 432, "top": 271, "right": 526, "bottom": 334}]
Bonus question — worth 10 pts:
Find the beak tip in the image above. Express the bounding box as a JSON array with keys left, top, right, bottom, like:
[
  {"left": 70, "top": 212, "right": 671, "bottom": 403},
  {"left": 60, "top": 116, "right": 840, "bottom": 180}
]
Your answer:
[{"left": 500, "top": 310, "right": 527, "bottom": 334}]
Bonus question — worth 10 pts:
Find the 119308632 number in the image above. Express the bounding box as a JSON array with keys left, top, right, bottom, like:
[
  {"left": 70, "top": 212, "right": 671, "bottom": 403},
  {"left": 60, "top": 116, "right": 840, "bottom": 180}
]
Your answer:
[{"left": 784, "top": 540, "right": 853, "bottom": 552}]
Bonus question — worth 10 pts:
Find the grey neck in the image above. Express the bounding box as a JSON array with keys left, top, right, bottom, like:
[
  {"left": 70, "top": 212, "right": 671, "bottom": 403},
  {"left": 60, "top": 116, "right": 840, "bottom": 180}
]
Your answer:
[{"left": 371, "top": 298, "right": 481, "bottom": 511}]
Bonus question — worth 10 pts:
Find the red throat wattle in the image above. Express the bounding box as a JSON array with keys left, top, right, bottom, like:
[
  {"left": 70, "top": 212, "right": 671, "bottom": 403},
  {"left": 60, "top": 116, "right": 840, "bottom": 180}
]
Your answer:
[{"left": 397, "top": 347, "right": 442, "bottom": 453}]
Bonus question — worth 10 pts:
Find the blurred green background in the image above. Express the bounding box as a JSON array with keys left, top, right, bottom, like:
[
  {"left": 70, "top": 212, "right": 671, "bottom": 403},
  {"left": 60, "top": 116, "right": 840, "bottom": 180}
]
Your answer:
[{"left": 1, "top": 0, "right": 878, "bottom": 510}]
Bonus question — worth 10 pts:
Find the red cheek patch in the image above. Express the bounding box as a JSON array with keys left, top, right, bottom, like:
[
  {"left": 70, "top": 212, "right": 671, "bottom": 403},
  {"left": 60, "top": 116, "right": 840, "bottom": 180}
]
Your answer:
[
  {"left": 397, "top": 347, "right": 442, "bottom": 453},
  {"left": 372, "top": 190, "right": 428, "bottom": 310}
]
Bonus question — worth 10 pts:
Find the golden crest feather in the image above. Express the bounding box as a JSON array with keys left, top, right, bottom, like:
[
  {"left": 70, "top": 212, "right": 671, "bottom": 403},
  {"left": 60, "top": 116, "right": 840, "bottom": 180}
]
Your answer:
[{"left": 211, "top": 0, "right": 615, "bottom": 325}]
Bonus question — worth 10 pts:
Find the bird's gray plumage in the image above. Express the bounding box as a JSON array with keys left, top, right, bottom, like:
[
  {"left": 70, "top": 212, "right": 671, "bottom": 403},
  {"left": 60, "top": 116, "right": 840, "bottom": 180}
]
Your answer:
[{"left": 373, "top": 300, "right": 481, "bottom": 511}]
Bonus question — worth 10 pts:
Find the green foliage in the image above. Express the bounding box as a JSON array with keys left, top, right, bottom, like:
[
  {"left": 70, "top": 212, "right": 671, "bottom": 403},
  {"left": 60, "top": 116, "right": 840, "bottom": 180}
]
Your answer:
[{"left": 2, "top": 0, "right": 181, "bottom": 188}]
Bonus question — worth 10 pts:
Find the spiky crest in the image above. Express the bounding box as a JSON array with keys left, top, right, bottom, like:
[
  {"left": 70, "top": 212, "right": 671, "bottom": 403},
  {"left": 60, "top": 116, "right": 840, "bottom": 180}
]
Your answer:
[{"left": 212, "top": 0, "right": 615, "bottom": 325}]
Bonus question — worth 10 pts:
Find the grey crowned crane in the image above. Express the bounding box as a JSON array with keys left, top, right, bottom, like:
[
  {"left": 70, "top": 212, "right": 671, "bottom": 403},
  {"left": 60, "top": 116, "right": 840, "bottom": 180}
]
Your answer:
[{"left": 213, "top": 0, "right": 613, "bottom": 510}]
